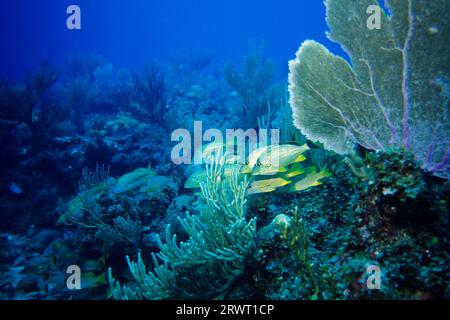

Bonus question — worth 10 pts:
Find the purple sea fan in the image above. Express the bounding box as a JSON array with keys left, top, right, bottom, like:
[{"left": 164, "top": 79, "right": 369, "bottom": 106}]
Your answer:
[{"left": 288, "top": 0, "right": 449, "bottom": 179}]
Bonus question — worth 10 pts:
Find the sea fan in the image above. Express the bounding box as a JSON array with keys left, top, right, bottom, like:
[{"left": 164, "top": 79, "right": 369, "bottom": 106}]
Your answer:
[{"left": 289, "top": 0, "right": 449, "bottom": 179}]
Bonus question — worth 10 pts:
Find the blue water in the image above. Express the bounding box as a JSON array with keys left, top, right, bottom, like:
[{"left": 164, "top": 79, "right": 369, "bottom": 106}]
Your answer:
[{"left": 0, "top": 0, "right": 343, "bottom": 80}]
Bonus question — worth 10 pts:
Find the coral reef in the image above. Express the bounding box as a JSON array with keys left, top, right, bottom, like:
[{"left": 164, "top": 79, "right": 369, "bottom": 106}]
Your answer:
[
  {"left": 58, "top": 165, "right": 177, "bottom": 257},
  {"left": 109, "top": 157, "right": 256, "bottom": 299},
  {"left": 0, "top": 15, "right": 447, "bottom": 300}
]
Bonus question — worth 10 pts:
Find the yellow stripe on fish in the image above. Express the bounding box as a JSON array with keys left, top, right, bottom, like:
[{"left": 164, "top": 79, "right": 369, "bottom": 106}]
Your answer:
[
  {"left": 282, "top": 162, "right": 306, "bottom": 178},
  {"left": 290, "top": 167, "right": 332, "bottom": 192},
  {"left": 247, "top": 177, "right": 292, "bottom": 194},
  {"left": 251, "top": 144, "right": 309, "bottom": 176}
]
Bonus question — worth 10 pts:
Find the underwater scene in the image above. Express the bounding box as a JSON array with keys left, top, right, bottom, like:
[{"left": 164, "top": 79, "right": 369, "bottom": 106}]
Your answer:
[{"left": 0, "top": 0, "right": 449, "bottom": 301}]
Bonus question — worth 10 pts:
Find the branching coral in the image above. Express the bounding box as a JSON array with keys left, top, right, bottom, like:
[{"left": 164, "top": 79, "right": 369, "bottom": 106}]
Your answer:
[
  {"left": 59, "top": 166, "right": 146, "bottom": 248},
  {"left": 109, "top": 252, "right": 175, "bottom": 300},
  {"left": 76, "top": 164, "right": 111, "bottom": 193},
  {"left": 275, "top": 207, "right": 320, "bottom": 299},
  {"left": 289, "top": 0, "right": 449, "bottom": 179},
  {"left": 66, "top": 52, "right": 105, "bottom": 79},
  {"left": 0, "top": 63, "right": 61, "bottom": 152},
  {"left": 64, "top": 75, "right": 98, "bottom": 132},
  {"left": 96, "top": 216, "right": 142, "bottom": 247},
  {"left": 109, "top": 155, "right": 257, "bottom": 299},
  {"left": 224, "top": 43, "right": 276, "bottom": 128},
  {"left": 271, "top": 86, "right": 305, "bottom": 144},
  {"left": 130, "top": 63, "right": 166, "bottom": 123}
]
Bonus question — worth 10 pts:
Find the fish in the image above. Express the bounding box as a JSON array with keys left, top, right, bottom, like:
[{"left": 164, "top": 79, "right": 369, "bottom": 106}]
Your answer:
[
  {"left": 247, "top": 177, "right": 292, "bottom": 194},
  {"left": 195, "top": 141, "right": 223, "bottom": 162},
  {"left": 9, "top": 182, "right": 23, "bottom": 195},
  {"left": 58, "top": 195, "right": 84, "bottom": 225},
  {"left": 81, "top": 272, "right": 108, "bottom": 289},
  {"left": 184, "top": 169, "right": 207, "bottom": 189},
  {"left": 22, "top": 255, "right": 55, "bottom": 274},
  {"left": 290, "top": 167, "right": 332, "bottom": 192},
  {"left": 184, "top": 164, "right": 242, "bottom": 189},
  {"left": 241, "top": 145, "right": 269, "bottom": 173},
  {"left": 343, "top": 154, "right": 369, "bottom": 178},
  {"left": 223, "top": 164, "right": 243, "bottom": 178},
  {"left": 282, "top": 162, "right": 306, "bottom": 178},
  {"left": 185, "top": 144, "right": 330, "bottom": 194},
  {"left": 223, "top": 154, "right": 243, "bottom": 165},
  {"left": 194, "top": 141, "right": 237, "bottom": 164},
  {"left": 109, "top": 167, "right": 155, "bottom": 195},
  {"left": 140, "top": 176, "right": 172, "bottom": 193},
  {"left": 251, "top": 144, "right": 309, "bottom": 176}
]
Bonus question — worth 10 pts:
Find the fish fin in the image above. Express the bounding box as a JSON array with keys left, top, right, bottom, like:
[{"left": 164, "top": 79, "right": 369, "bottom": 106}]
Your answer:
[
  {"left": 284, "top": 164, "right": 306, "bottom": 178},
  {"left": 293, "top": 154, "right": 307, "bottom": 163},
  {"left": 241, "top": 168, "right": 251, "bottom": 174}
]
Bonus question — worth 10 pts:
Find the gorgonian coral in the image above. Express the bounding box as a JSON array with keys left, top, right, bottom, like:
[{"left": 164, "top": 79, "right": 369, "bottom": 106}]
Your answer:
[{"left": 289, "top": 0, "right": 449, "bottom": 179}]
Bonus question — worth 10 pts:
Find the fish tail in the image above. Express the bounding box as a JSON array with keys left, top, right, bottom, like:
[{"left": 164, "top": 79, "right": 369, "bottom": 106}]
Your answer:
[
  {"left": 96, "top": 272, "right": 108, "bottom": 285},
  {"left": 319, "top": 166, "right": 332, "bottom": 178}
]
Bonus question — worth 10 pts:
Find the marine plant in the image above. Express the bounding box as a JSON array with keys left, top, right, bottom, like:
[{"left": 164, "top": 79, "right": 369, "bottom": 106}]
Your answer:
[
  {"left": 130, "top": 62, "right": 167, "bottom": 123},
  {"left": 288, "top": 0, "right": 449, "bottom": 179},
  {"left": 352, "top": 151, "right": 448, "bottom": 233},
  {"left": 0, "top": 63, "right": 61, "bottom": 152},
  {"left": 63, "top": 57, "right": 124, "bottom": 133},
  {"left": 109, "top": 155, "right": 257, "bottom": 299},
  {"left": 274, "top": 207, "right": 320, "bottom": 299},
  {"left": 271, "top": 86, "right": 305, "bottom": 144},
  {"left": 66, "top": 52, "right": 106, "bottom": 80},
  {"left": 58, "top": 166, "right": 165, "bottom": 249},
  {"left": 76, "top": 164, "right": 112, "bottom": 193},
  {"left": 224, "top": 43, "right": 277, "bottom": 128},
  {"left": 64, "top": 75, "right": 97, "bottom": 132}
]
